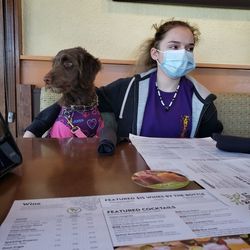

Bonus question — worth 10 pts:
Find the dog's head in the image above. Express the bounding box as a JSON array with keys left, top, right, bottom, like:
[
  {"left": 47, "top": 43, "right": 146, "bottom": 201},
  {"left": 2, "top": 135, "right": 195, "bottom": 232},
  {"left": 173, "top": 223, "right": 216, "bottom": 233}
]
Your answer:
[{"left": 44, "top": 47, "right": 101, "bottom": 95}]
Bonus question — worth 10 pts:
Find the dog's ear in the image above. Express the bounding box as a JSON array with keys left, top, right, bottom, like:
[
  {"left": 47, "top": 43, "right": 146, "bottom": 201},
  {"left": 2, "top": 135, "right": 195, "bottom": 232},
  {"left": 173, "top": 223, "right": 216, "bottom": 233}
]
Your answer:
[{"left": 77, "top": 47, "right": 101, "bottom": 87}]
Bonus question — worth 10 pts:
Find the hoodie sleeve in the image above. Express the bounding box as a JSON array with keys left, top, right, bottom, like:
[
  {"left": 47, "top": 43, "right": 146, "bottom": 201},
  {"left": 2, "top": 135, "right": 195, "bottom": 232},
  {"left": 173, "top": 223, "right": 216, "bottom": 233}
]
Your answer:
[
  {"left": 96, "top": 78, "right": 133, "bottom": 115},
  {"left": 195, "top": 102, "right": 223, "bottom": 138},
  {"left": 98, "top": 112, "right": 118, "bottom": 155},
  {"left": 25, "top": 102, "right": 61, "bottom": 137}
]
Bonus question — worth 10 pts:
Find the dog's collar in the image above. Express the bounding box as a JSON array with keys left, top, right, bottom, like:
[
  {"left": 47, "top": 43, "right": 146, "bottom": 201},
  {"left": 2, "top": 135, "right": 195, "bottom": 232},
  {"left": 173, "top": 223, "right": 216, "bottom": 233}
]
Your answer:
[
  {"left": 63, "top": 104, "right": 97, "bottom": 114},
  {"left": 67, "top": 104, "right": 96, "bottom": 111},
  {"left": 62, "top": 96, "right": 98, "bottom": 116},
  {"left": 63, "top": 95, "right": 98, "bottom": 112}
]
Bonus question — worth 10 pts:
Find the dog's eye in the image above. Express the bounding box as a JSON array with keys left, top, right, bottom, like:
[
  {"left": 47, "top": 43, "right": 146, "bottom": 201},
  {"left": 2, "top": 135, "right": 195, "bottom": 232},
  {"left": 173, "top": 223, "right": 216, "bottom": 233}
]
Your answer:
[{"left": 63, "top": 61, "right": 73, "bottom": 68}]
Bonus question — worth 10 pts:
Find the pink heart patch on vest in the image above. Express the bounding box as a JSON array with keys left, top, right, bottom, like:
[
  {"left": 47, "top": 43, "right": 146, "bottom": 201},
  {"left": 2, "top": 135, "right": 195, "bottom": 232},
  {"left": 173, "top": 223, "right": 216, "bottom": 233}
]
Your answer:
[{"left": 87, "top": 119, "right": 97, "bottom": 129}]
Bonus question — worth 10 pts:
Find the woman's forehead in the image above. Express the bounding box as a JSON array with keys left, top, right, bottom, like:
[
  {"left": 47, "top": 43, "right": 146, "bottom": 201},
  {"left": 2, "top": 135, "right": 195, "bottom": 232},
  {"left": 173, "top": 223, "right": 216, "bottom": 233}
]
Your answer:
[{"left": 161, "top": 26, "right": 194, "bottom": 44}]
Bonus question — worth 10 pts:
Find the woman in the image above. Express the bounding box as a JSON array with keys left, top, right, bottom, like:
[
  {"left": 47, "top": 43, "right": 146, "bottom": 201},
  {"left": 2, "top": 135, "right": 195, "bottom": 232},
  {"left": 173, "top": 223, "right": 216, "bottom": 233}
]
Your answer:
[
  {"left": 24, "top": 20, "right": 223, "bottom": 143},
  {"left": 96, "top": 20, "right": 222, "bottom": 141}
]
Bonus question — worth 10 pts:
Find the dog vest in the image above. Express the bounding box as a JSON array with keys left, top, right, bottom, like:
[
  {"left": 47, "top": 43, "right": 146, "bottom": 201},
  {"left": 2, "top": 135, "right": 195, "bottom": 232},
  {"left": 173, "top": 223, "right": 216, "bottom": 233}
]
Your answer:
[{"left": 49, "top": 105, "right": 104, "bottom": 138}]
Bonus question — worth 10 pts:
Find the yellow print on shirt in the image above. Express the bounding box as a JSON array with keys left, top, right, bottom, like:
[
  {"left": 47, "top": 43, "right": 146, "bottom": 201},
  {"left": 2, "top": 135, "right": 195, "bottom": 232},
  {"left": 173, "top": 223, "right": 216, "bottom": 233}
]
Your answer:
[{"left": 180, "top": 115, "right": 190, "bottom": 138}]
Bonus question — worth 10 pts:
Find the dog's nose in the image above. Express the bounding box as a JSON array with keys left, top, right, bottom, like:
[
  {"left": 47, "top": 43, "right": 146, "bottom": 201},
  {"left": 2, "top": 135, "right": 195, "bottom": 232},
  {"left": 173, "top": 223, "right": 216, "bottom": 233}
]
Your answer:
[{"left": 43, "top": 75, "right": 51, "bottom": 85}]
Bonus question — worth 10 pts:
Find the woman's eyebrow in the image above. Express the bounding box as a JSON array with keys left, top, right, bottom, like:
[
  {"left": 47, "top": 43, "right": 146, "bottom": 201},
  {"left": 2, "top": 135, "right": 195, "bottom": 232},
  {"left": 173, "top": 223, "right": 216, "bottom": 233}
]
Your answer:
[
  {"left": 167, "top": 41, "right": 181, "bottom": 44},
  {"left": 187, "top": 43, "right": 195, "bottom": 46},
  {"left": 168, "top": 41, "right": 195, "bottom": 46}
]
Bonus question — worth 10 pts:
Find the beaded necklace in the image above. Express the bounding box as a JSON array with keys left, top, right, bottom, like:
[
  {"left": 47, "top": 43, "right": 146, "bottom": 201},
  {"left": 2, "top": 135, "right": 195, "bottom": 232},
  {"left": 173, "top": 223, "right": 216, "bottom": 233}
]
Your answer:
[{"left": 155, "top": 81, "right": 180, "bottom": 111}]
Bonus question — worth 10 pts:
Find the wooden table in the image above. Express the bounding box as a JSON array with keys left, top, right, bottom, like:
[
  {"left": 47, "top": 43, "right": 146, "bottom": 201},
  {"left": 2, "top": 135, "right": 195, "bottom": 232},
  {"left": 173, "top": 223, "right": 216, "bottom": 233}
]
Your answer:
[{"left": 0, "top": 138, "right": 200, "bottom": 224}]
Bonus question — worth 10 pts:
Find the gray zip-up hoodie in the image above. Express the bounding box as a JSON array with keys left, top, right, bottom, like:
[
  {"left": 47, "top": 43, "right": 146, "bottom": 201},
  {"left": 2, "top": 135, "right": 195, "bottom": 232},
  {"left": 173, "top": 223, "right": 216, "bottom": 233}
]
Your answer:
[{"left": 97, "top": 68, "right": 223, "bottom": 141}]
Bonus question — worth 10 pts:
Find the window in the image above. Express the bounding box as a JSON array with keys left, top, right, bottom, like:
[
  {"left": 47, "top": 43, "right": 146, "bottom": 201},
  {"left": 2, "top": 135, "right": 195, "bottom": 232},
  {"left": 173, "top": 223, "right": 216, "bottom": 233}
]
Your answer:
[{"left": 112, "top": 0, "right": 250, "bottom": 10}]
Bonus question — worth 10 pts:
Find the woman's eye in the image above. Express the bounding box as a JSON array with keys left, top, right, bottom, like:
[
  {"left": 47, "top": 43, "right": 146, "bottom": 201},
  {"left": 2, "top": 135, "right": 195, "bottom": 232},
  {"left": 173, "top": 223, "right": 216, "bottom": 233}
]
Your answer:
[
  {"left": 169, "top": 45, "right": 179, "bottom": 50},
  {"left": 63, "top": 61, "right": 73, "bottom": 68},
  {"left": 186, "top": 47, "right": 194, "bottom": 52}
]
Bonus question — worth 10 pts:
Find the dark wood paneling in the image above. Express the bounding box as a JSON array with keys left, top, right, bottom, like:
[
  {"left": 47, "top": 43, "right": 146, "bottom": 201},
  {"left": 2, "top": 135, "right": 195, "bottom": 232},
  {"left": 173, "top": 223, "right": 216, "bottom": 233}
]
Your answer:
[
  {"left": 189, "top": 67, "right": 250, "bottom": 93},
  {"left": 4, "top": 0, "right": 17, "bottom": 134},
  {"left": 20, "top": 57, "right": 250, "bottom": 93},
  {"left": 0, "top": 0, "right": 21, "bottom": 136},
  {"left": 0, "top": 1, "right": 6, "bottom": 118},
  {"left": 16, "top": 84, "right": 33, "bottom": 137}
]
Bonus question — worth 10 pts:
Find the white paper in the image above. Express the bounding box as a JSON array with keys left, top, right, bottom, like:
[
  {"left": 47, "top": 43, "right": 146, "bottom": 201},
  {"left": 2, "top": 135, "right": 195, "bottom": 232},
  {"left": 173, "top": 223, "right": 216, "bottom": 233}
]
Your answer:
[
  {"left": 0, "top": 197, "right": 113, "bottom": 250},
  {"left": 129, "top": 134, "right": 249, "bottom": 164},
  {"left": 100, "top": 190, "right": 250, "bottom": 246},
  {"left": 1, "top": 190, "right": 250, "bottom": 249},
  {"left": 129, "top": 134, "right": 250, "bottom": 212}
]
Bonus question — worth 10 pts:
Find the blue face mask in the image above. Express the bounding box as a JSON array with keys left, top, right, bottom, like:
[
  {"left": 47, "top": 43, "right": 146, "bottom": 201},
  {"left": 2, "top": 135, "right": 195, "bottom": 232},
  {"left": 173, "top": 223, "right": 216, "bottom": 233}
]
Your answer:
[{"left": 157, "top": 49, "right": 196, "bottom": 79}]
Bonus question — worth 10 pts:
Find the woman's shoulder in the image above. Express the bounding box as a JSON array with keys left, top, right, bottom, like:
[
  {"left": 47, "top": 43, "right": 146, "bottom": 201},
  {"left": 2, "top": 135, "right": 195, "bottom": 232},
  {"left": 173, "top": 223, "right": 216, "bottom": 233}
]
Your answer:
[
  {"left": 98, "top": 68, "right": 157, "bottom": 97},
  {"left": 185, "top": 75, "right": 215, "bottom": 101},
  {"left": 138, "top": 68, "right": 157, "bottom": 80},
  {"left": 101, "top": 76, "right": 136, "bottom": 91}
]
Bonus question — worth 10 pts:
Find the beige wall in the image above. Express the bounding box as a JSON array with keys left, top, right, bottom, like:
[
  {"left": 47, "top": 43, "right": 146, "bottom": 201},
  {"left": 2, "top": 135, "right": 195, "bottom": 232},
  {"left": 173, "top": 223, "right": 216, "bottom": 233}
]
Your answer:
[{"left": 22, "top": 0, "right": 250, "bottom": 65}]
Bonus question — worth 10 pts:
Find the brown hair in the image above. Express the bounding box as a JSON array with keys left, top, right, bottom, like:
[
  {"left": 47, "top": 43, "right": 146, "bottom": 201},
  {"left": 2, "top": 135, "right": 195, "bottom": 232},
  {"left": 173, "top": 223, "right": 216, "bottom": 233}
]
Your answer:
[{"left": 134, "top": 19, "right": 201, "bottom": 73}]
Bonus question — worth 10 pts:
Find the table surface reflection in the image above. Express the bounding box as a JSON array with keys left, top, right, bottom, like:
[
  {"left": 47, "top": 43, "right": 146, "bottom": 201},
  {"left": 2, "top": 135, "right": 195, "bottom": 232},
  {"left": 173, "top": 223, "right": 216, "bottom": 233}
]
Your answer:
[{"left": 0, "top": 138, "right": 200, "bottom": 224}]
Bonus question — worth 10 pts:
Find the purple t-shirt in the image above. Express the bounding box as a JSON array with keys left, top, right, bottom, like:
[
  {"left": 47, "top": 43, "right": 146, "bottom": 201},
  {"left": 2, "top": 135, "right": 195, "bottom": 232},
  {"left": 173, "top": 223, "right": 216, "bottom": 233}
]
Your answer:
[{"left": 140, "top": 72, "right": 194, "bottom": 138}]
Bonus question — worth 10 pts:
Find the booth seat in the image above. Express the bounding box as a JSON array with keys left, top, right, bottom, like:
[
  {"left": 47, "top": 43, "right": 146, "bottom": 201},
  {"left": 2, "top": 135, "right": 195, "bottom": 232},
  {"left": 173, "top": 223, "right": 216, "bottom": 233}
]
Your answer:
[
  {"left": 39, "top": 87, "right": 250, "bottom": 138},
  {"left": 214, "top": 93, "right": 250, "bottom": 137}
]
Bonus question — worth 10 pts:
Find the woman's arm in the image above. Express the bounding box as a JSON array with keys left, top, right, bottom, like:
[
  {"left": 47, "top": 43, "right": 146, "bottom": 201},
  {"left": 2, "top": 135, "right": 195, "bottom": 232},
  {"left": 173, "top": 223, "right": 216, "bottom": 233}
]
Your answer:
[
  {"left": 195, "top": 102, "right": 223, "bottom": 138},
  {"left": 23, "top": 102, "right": 61, "bottom": 137}
]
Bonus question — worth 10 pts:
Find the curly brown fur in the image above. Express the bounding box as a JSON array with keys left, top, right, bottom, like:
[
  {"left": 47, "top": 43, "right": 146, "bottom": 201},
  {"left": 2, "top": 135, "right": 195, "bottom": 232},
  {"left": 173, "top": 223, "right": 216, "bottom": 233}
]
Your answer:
[{"left": 44, "top": 47, "right": 101, "bottom": 106}]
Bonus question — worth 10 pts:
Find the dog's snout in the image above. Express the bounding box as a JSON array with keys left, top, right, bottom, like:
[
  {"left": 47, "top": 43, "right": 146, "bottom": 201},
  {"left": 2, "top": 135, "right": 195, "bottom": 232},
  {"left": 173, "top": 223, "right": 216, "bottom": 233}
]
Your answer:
[{"left": 43, "top": 74, "right": 51, "bottom": 85}]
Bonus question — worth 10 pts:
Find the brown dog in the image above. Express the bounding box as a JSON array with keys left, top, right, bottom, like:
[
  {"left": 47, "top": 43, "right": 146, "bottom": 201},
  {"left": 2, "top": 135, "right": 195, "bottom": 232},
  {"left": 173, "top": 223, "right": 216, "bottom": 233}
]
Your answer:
[{"left": 43, "top": 47, "right": 104, "bottom": 138}]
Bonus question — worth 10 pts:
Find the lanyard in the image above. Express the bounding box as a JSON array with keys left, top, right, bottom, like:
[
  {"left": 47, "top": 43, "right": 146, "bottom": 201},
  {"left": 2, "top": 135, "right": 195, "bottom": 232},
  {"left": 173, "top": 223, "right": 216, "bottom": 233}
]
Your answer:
[{"left": 64, "top": 116, "right": 87, "bottom": 138}]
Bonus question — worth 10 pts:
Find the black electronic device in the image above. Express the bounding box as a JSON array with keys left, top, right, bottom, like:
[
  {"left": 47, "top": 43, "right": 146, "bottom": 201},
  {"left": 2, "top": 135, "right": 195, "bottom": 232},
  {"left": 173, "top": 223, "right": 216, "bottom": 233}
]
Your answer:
[{"left": 0, "top": 112, "right": 22, "bottom": 177}]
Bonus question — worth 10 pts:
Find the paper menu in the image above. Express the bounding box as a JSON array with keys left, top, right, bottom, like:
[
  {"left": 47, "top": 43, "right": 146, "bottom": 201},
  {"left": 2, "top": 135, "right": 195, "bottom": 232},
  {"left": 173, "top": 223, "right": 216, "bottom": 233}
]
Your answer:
[
  {"left": 1, "top": 190, "right": 250, "bottom": 249},
  {"left": 101, "top": 190, "right": 250, "bottom": 246},
  {"left": 129, "top": 134, "right": 250, "bottom": 212},
  {"left": 0, "top": 197, "right": 113, "bottom": 250}
]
